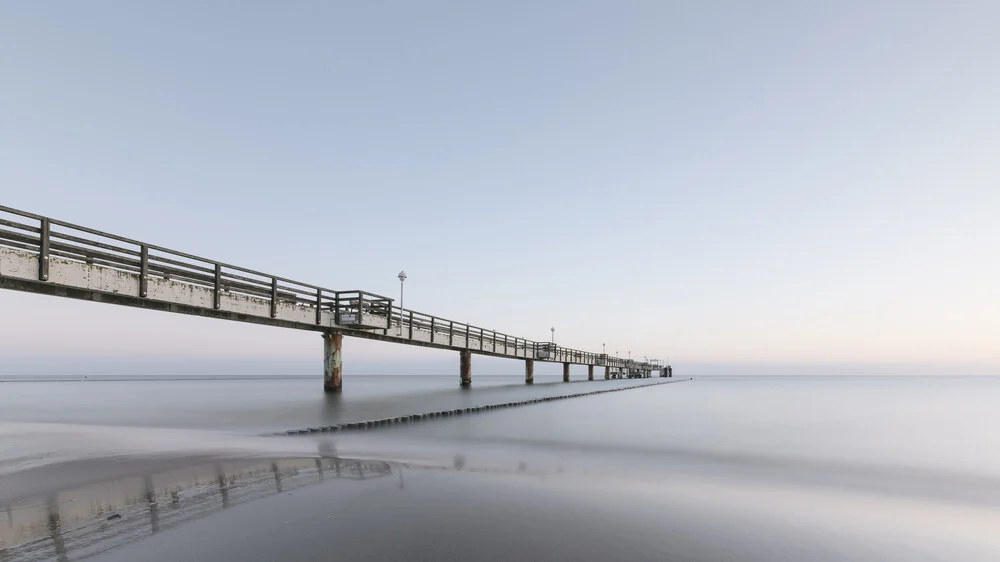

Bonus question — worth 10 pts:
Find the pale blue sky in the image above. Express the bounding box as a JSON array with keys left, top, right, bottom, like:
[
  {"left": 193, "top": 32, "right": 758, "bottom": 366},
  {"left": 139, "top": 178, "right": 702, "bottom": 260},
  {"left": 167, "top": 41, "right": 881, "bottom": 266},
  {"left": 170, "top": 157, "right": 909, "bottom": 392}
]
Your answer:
[{"left": 1, "top": 1, "right": 998, "bottom": 373}]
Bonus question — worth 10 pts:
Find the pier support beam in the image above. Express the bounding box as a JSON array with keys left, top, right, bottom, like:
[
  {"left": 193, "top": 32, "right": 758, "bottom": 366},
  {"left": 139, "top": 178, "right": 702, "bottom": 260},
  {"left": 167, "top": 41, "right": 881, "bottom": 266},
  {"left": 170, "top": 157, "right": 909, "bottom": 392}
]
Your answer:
[
  {"left": 588, "top": 365, "right": 594, "bottom": 381},
  {"left": 604, "top": 366, "right": 610, "bottom": 380},
  {"left": 563, "top": 362, "right": 570, "bottom": 382},
  {"left": 460, "top": 350, "right": 472, "bottom": 387},
  {"left": 525, "top": 359, "right": 534, "bottom": 385},
  {"left": 323, "top": 331, "right": 343, "bottom": 393}
]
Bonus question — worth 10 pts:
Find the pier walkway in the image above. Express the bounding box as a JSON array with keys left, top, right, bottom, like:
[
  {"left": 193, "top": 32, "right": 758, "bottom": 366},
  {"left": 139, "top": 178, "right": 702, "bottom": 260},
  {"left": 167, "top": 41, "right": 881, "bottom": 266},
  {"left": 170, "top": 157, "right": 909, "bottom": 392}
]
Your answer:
[{"left": 0, "top": 205, "right": 672, "bottom": 392}]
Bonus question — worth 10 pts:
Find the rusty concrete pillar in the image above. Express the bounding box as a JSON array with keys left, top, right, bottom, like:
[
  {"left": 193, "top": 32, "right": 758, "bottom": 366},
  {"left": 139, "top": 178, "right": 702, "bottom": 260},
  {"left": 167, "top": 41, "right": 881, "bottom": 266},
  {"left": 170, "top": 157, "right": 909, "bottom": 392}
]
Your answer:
[
  {"left": 563, "top": 362, "right": 570, "bottom": 382},
  {"left": 604, "top": 366, "right": 611, "bottom": 380},
  {"left": 588, "top": 365, "right": 594, "bottom": 381},
  {"left": 323, "top": 331, "right": 343, "bottom": 392},
  {"left": 525, "top": 358, "right": 534, "bottom": 385},
  {"left": 460, "top": 350, "right": 472, "bottom": 387}
]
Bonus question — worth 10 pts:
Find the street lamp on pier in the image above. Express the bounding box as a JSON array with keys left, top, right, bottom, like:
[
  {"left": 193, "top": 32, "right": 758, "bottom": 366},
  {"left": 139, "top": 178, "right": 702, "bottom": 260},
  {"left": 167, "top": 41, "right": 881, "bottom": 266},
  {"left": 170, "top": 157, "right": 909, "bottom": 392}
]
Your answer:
[{"left": 397, "top": 270, "right": 407, "bottom": 336}]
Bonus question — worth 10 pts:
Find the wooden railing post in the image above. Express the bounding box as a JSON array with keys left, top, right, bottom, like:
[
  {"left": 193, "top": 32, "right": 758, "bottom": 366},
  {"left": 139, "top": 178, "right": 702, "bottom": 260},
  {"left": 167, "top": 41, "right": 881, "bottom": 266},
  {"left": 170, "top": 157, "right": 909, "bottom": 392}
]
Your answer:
[
  {"left": 430, "top": 317, "right": 436, "bottom": 343},
  {"left": 270, "top": 277, "right": 278, "bottom": 318},
  {"left": 315, "top": 288, "right": 323, "bottom": 325},
  {"left": 38, "top": 218, "right": 50, "bottom": 281},
  {"left": 213, "top": 264, "right": 222, "bottom": 309},
  {"left": 408, "top": 310, "right": 413, "bottom": 339},
  {"left": 139, "top": 244, "right": 148, "bottom": 297}
]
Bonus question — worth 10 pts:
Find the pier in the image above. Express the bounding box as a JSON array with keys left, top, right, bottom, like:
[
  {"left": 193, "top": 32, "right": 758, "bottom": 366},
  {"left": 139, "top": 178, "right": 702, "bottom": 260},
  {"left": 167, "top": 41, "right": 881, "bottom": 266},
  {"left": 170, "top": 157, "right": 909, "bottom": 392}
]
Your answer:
[{"left": 0, "top": 205, "right": 671, "bottom": 391}]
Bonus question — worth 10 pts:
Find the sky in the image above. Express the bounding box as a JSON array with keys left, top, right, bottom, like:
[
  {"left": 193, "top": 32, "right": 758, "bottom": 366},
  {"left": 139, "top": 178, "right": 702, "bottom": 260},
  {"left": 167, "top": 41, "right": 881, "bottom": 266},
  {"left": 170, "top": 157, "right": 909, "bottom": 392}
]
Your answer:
[{"left": 1, "top": 1, "right": 998, "bottom": 375}]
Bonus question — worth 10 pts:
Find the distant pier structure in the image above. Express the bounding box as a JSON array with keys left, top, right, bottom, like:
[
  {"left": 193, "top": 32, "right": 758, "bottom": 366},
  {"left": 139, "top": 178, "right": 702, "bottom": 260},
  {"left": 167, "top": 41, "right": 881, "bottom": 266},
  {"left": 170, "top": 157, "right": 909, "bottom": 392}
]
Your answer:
[{"left": 0, "top": 205, "right": 672, "bottom": 392}]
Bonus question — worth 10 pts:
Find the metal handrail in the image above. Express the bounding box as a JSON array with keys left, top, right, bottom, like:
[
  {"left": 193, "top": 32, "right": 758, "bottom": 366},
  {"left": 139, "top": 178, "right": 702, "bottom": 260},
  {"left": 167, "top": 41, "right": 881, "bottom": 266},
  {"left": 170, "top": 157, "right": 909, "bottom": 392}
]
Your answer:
[
  {"left": 0, "top": 204, "right": 342, "bottom": 293},
  {"left": 0, "top": 204, "right": 659, "bottom": 369}
]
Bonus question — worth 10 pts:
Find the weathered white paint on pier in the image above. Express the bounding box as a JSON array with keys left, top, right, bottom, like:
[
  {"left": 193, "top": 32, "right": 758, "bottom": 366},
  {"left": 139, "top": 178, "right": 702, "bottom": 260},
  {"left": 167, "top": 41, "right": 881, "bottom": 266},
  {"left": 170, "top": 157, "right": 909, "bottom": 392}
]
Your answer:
[{"left": 0, "top": 205, "right": 672, "bottom": 391}]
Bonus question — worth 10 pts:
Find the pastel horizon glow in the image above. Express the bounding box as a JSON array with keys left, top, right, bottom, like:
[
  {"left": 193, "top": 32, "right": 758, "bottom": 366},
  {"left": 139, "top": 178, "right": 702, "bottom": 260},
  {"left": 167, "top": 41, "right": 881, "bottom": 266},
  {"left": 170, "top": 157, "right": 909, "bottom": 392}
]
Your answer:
[{"left": 2, "top": 2, "right": 998, "bottom": 374}]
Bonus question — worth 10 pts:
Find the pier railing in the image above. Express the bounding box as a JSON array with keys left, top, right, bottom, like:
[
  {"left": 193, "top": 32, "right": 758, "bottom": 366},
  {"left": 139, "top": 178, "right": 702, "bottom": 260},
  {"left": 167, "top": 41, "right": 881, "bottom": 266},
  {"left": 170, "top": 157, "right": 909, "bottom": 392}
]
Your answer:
[
  {"left": 0, "top": 205, "right": 366, "bottom": 322},
  {"left": 0, "top": 205, "right": 644, "bottom": 369}
]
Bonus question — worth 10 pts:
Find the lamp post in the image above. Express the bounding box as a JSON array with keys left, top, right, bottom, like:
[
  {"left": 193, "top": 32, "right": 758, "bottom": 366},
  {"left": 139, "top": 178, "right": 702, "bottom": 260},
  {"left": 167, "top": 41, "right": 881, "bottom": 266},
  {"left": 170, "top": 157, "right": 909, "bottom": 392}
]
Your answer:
[
  {"left": 397, "top": 270, "right": 406, "bottom": 336},
  {"left": 550, "top": 327, "right": 555, "bottom": 344}
]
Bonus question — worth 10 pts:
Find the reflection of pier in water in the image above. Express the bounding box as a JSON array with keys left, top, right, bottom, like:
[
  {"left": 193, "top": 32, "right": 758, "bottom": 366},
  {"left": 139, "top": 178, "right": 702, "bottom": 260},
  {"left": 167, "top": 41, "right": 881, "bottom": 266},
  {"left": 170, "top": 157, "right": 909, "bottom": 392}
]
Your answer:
[{"left": 0, "top": 457, "right": 392, "bottom": 561}]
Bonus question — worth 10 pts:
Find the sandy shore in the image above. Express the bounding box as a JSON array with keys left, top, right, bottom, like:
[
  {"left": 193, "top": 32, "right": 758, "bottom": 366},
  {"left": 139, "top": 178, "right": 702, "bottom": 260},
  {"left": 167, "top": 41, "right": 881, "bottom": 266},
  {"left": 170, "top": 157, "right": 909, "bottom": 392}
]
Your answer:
[
  {"left": 7, "top": 447, "right": 1000, "bottom": 561},
  {"left": 0, "top": 450, "right": 787, "bottom": 562}
]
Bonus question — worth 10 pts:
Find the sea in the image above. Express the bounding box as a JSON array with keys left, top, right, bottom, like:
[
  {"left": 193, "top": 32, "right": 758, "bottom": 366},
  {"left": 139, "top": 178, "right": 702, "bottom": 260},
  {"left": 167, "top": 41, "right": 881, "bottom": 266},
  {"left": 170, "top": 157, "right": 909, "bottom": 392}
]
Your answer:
[{"left": 2, "top": 373, "right": 1000, "bottom": 561}]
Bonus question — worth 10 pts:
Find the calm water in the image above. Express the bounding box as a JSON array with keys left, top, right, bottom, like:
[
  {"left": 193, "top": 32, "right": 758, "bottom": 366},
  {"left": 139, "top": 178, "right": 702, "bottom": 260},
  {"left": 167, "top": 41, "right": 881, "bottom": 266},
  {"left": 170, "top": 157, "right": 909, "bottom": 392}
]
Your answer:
[{"left": 3, "top": 374, "right": 1000, "bottom": 560}]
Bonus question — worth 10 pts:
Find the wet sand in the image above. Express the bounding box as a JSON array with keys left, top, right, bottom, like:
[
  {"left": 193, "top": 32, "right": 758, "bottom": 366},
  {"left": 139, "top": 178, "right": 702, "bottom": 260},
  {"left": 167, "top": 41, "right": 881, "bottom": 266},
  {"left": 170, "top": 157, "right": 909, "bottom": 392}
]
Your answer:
[
  {"left": 6, "top": 447, "right": 1000, "bottom": 561},
  {"left": 7, "top": 376, "right": 1000, "bottom": 560},
  {"left": 0, "top": 451, "right": 860, "bottom": 561}
]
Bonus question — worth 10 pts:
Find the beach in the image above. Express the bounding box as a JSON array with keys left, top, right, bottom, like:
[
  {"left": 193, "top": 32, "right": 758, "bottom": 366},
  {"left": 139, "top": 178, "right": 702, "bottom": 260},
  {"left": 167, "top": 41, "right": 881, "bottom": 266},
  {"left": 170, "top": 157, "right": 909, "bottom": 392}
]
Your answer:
[{"left": 4, "top": 375, "right": 1000, "bottom": 561}]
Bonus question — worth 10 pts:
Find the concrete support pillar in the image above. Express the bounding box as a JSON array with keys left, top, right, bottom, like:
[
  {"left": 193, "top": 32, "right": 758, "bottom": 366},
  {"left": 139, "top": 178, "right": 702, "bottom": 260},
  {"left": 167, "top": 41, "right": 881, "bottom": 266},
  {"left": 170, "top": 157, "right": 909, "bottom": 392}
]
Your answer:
[
  {"left": 460, "top": 350, "right": 472, "bottom": 387},
  {"left": 588, "top": 365, "right": 594, "bottom": 381},
  {"left": 604, "top": 366, "right": 610, "bottom": 380},
  {"left": 323, "top": 331, "right": 343, "bottom": 393},
  {"left": 525, "top": 359, "right": 534, "bottom": 385},
  {"left": 563, "top": 362, "right": 570, "bottom": 382}
]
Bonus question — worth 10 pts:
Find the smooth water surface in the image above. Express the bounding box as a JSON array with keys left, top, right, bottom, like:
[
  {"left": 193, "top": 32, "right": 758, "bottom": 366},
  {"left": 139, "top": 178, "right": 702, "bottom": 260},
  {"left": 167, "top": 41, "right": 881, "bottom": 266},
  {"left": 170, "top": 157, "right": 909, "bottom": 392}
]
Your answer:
[{"left": 3, "top": 374, "right": 1000, "bottom": 561}]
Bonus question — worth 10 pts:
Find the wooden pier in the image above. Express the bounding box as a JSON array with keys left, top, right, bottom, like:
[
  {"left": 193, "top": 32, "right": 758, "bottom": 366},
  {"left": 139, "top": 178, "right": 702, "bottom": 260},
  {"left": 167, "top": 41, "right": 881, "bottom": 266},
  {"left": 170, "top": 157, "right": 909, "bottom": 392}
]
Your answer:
[{"left": 0, "top": 205, "right": 671, "bottom": 391}]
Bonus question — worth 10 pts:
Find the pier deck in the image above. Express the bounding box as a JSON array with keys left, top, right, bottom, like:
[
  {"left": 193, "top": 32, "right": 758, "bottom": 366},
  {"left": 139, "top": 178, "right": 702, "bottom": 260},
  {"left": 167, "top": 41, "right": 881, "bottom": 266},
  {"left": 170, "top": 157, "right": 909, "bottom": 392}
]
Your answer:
[{"left": 0, "top": 205, "right": 670, "bottom": 390}]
